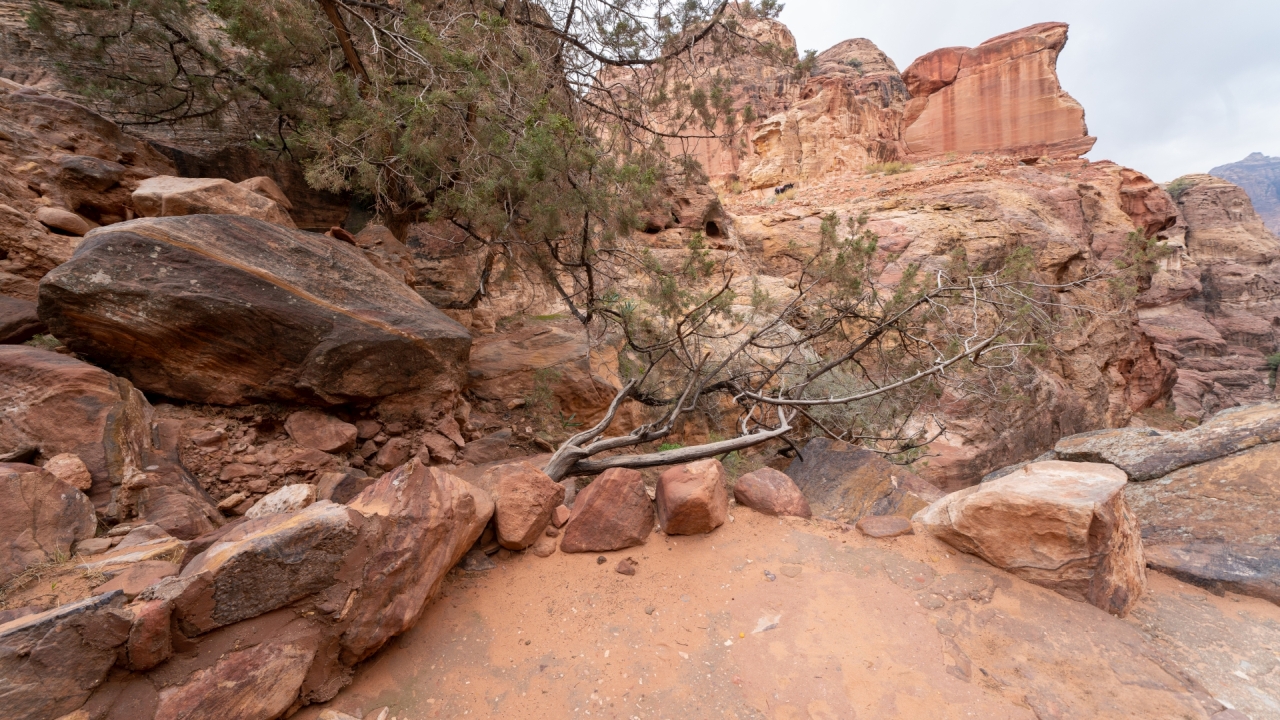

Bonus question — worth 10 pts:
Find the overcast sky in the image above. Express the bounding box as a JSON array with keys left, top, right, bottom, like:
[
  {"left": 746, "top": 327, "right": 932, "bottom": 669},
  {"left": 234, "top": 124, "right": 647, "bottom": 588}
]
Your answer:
[{"left": 778, "top": 0, "right": 1280, "bottom": 181}]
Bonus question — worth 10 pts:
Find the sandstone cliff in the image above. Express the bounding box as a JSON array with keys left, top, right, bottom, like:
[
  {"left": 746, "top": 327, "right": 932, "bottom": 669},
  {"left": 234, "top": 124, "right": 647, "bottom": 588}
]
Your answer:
[
  {"left": 1210, "top": 152, "right": 1280, "bottom": 234},
  {"left": 901, "top": 22, "right": 1096, "bottom": 160}
]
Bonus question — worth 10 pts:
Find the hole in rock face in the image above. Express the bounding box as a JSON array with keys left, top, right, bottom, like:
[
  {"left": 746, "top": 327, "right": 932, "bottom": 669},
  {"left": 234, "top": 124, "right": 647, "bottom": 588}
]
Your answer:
[
  {"left": 704, "top": 220, "right": 721, "bottom": 238},
  {"left": 643, "top": 221, "right": 662, "bottom": 235}
]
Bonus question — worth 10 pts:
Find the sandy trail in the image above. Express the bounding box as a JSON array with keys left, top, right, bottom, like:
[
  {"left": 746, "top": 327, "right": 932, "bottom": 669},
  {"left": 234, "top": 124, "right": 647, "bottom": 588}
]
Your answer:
[{"left": 299, "top": 510, "right": 1280, "bottom": 719}]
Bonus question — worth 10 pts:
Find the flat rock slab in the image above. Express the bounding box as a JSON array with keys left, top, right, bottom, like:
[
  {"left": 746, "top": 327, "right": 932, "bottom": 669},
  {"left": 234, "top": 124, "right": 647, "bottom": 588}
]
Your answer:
[
  {"left": 856, "top": 515, "right": 914, "bottom": 538},
  {"left": 1054, "top": 402, "right": 1280, "bottom": 481},
  {"left": 1125, "top": 439, "right": 1280, "bottom": 605},
  {"left": 918, "top": 460, "right": 1146, "bottom": 616},
  {"left": 39, "top": 215, "right": 471, "bottom": 406},
  {"left": 786, "top": 438, "right": 943, "bottom": 523}
]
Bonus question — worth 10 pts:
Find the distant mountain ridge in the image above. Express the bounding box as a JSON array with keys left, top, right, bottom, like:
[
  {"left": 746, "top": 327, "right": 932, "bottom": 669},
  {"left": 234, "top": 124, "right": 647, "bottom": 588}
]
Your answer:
[{"left": 1211, "top": 152, "right": 1280, "bottom": 234}]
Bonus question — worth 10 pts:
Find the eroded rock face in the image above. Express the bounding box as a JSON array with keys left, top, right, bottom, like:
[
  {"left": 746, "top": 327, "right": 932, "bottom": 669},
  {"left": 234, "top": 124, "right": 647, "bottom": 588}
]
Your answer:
[
  {"left": 786, "top": 438, "right": 943, "bottom": 521},
  {"left": 132, "top": 175, "right": 295, "bottom": 227},
  {"left": 0, "top": 463, "right": 96, "bottom": 583},
  {"left": 1125, "top": 439, "right": 1280, "bottom": 605},
  {"left": 732, "top": 467, "right": 812, "bottom": 518},
  {"left": 902, "top": 23, "right": 1096, "bottom": 159},
  {"left": 0, "top": 295, "right": 43, "bottom": 344},
  {"left": 560, "top": 468, "right": 655, "bottom": 553},
  {"left": 918, "top": 461, "right": 1145, "bottom": 616},
  {"left": 39, "top": 215, "right": 472, "bottom": 407},
  {"left": 0, "top": 87, "right": 175, "bottom": 284},
  {"left": 1142, "top": 174, "right": 1280, "bottom": 419},
  {"left": 655, "top": 459, "right": 728, "bottom": 536}
]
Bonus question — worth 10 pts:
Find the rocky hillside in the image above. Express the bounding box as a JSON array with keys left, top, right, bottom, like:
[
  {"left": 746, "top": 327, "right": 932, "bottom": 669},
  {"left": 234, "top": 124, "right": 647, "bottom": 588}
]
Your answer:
[
  {"left": 1211, "top": 152, "right": 1280, "bottom": 234},
  {"left": 2, "top": 11, "right": 1280, "bottom": 720}
]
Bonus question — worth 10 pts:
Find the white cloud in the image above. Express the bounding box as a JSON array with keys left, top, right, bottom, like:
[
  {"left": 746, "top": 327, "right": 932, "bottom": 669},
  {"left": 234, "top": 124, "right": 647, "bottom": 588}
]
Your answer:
[{"left": 778, "top": 0, "right": 1280, "bottom": 181}]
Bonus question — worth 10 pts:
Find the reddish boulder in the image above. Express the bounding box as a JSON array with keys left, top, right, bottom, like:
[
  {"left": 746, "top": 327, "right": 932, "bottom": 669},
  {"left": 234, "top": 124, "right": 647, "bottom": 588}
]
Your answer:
[
  {"left": 153, "top": 634, "right": 318, "bottom": 720},
  {"left": 918, "top": 461, "right": 1145, "bottom": 616},
  {"left": 560, "top": 468, "right": 655, "bottom": 553},
  {"left": 0, "top": 295, "right": 44, "bottom": 344},
  {"left": 656, "top": 459, "right": 729, "bottom": 535},
  {"left": 41, "top": 452, "right": 92, "bottom": 491},
  {"left": 373, "top": 437, "right": 414, "bottom": 471},
  {"left": 284, "top": 411, "right": 357, "bottom": 453},
  {"left": 38, "top": 215, "right": 472, "bottom": 407},
  {"left": 124, "top": 597, "right": 173, "bottom": 671},
  {"left": 0, "top": 463, "right": 96, "bottom": 583},
  {"left": 732, "top": 467, "right": 811, "bottom": 518},
  {"left": 244, "top": 484, "right": 316, "bottom": 519},
  {"left": 342, "top": 459, "right": 492, "bottom": 661},
  {"left": 903, "top": 23, "right": 1096, "bottom": 158},
  {"left": 0, "top": 346, "right": 150, "bottom": 512},
  {"left": 475, "top": 462, "right": 565, "bottom": 550}
]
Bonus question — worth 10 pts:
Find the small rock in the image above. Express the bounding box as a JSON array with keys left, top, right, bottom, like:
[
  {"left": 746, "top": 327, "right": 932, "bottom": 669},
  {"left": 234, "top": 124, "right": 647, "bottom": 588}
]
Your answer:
[
  {"left": 856, "top": 515, "right": 914, "bottom": 538},
  {"left": 384, "top": 422, "right": 406, "bottom": 435},
  {"left": 373, "top": 437, "right": 414, "bottom": 471},
  {"left": 74, "top": 537, "right": 113, "bottom": 555},
  {"left": 285, "top": 410, "right": 358, "bottom": 453},
  {"left": 462, "top": 546, "right": 497, "bottom": 571},
  {"left": 551, "top": 504, "right": 571, "bottom": 528},
  {"left": 764, "top": 570, "right": 776, "bottom": 581},
  {"left": 245, "top": 483, "right": 316, "bottom": 519},
  {"left": 420, "top": 432, "right": 457, "bottom": 463},
  {"left": 779, "top": 565, "right": 802, "bottom": 578},
  {"left": 115, "top": 524, "right": 172, "bottom": 549},
  {"left": 106, "top": 524, "right": 135, "bottom": 537},
  {"left": 644, "top": 606, "right": 656, "bottom": 615},
  {"left": 529, "top": 533, "right": 558, "bottom": 558},
  {"left": 220, "top": 463, "right": 263, "bottom": 481},
  {"left": 35, "top": 206, "right": 93, "bottom": 236},
  {"left": 597, "top": 555, "right": 607, "bottom": 564},
  {"left": 545, "top": 526, "right": 559, "bottom": 537},
  {"left": 247, "top": 477, "right": 271, "bottom": 493},
  {"left": 189, "top": 429, "right": 225, "bottom": 447},
  {"left": 43, "top": 453, "right": 92, "bottom": 491},
  {"left": 217, "top": 492, "right": 249, "bottom": 512},
  {"left": 355, "top": 419, "right": 382, "bottom": 440},
  {"left": 616, "top": 557, "right": 638, "bottom": 576}
]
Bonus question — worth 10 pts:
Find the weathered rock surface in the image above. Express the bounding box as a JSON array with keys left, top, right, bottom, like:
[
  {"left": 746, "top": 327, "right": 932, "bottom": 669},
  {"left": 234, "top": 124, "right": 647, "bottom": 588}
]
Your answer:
[
  {"left": 918, "top": 461, "right": 1145, "bottom": 616},
  {"left": 1054, "top": 402, "right": 1280, "bottom": 480},
  {"left": 732, "top": 466, "right": 812, "bottom": 518},
  {"left": 0, "top": 295, "right": 43, "bottom": 344},
  {"left": 0, "top": 463, "right": 95, "bottom": 583},
  {"left": 39, "top": 215, "right": 472, "bottom": 407},
  {"left": 0, "top": 86, "right": 175, "bottom": 282},
  {"left": 655, "top": 459, "right": 729, "bottom": 536},
  {"left": 473, "top": 461, "right": 565, "bottom": 550},
  {"left": 153, "top": 633, "right": 318, "bottom": 720},
  {"left": 132, "top": 175, "right": 295, "bottom": 227},
  {"left": 178, "top": 501, "right": 361, "bottom": 633},
  {"left": 93, "top": 559, "right": 179, "bottom": 598},
  {"left": 855, "top": 515, "right": 914, "bottom": 538},
  {"left": 244, "top": 483, "right": 317, "bottom": 519},
  {"left": 342, "top": 459, "right": 492, "bottom": 661},
  {"left": 1124, "top": 438, "right": 1280, "bottom": 605},
  {"left": 0, "top": 346, "right": 149, "bottom": 511},
  {"left": 0, "top": 592, "right": 130, "bottom": 720},
  {"left": 285, "top": 411, "right": 358, "bottom": 454},
  {"left": 41, "top": 452, "right": 92, "bottom": 491},
  {"left": 786, "top": 438, "right": 943, "bottom": 521},
  {"left": 467, "top": 322, "right": 620, "bottom": 425},
  {"left": 1211, "top": 152, "right": 1280, "bottom": 234},
  {"left": 903, "top": 23, "right": 1096, "bottom": 158},
  {"left": 560, "top": 468, "right": 655, "bottom": 553}
]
